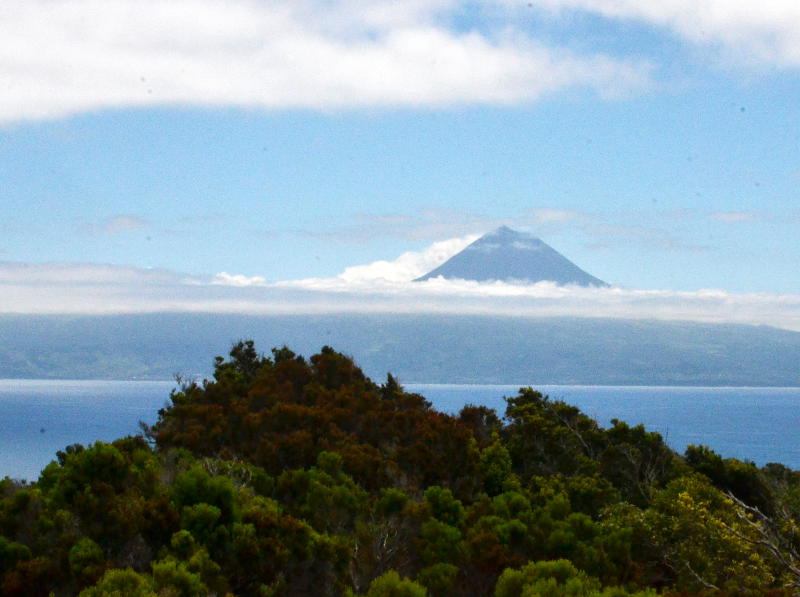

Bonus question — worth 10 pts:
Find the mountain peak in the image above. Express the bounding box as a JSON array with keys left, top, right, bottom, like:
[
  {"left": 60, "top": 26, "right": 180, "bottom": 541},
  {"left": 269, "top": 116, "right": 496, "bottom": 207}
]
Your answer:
[
  {"left": 415, "top": 227, "right": 608, "bottom": 286},
  {"left": 484, "top": 225, "right": 526, "bottom": 239}
]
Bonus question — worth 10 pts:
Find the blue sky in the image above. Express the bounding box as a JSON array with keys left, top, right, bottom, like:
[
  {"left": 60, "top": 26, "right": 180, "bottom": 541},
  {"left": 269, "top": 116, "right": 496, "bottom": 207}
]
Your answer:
[{"left": 1, "top": 1, "right": 800, "bottom": 326}]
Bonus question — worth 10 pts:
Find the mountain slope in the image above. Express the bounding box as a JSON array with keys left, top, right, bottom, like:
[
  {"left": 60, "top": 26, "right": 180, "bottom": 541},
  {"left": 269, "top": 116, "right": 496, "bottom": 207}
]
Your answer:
[
  {"left": 2, "top": 313, "right": 800, "bottom": 385},
  {"left": 415, "top": 226, "right": 608, "bottom": 286}
]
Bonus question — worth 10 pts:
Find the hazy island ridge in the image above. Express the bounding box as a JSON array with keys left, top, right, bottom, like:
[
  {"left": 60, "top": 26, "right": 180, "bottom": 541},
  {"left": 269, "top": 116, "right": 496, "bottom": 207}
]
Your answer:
[{"left": 2, "top": 313, "right": 800, "bottom": 386}]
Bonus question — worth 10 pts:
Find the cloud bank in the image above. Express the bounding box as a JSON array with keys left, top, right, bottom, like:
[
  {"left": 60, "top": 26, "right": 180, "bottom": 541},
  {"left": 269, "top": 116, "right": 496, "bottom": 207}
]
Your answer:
[
  {"left": 3, "top": 1, "right": 798, "bottom": 123},
  {"left": 0, "top": 0, "right": 653, "bottom": 123},
  {"left": 1, "top": 258, "right": 800, "bottom": 332}
]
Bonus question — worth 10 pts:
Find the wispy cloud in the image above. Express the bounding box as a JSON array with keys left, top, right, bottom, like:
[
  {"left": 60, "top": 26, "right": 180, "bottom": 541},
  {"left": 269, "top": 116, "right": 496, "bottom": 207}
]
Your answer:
[
  {"left": 81, "top": 215, "right": 150, "bottom": 236},
  {"left": 585, "top": 223, "right": 713, "bottom": 252},
  {"left": 276, "top": 207, "right": 761, "bottom": 262},
  {"left": 295, "top": 208, "right": 728, "bottom": 257},
  {"left": 298, "top": 208, "right": 593, "bottom": 245},
  {"left": 0, "top": 261, "right": 189, "bottom": 286},
  {"left": 0, "top": 0, "right": 652, "bottom": 124}
]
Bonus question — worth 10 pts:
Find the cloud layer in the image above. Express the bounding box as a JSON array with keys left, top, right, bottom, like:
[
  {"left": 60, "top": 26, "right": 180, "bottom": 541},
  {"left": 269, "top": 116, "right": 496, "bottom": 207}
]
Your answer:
[
  {"left": 4, "top": 1, "right": 799, "bottom": 123},
  {"left": 2, "top": 258, "right": 800, "bottom": 332},
  {"left": 0, "top": 0, "right": 653, "bottom": 123}
]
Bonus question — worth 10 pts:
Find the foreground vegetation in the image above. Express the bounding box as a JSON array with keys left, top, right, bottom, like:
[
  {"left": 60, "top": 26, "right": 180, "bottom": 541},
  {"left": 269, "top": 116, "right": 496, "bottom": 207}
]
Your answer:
[{"left": 1, "top": 342, "right": 799, "bottom": 596}]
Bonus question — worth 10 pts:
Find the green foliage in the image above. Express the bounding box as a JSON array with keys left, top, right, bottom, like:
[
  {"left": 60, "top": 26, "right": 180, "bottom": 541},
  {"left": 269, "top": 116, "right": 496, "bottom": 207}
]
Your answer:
[
  {"left": 495, "top": 559, "right": 599, "bottom": 597},
  {"left": 180, "top": 503, "right": 222, "bottom": 545},
  {"left": 643, "top": 474, "right": 777, "bottom": 594},
  {"left": 0, "top": 536, "right": 31, "bottom": 573},
  {"left": 213, "top": 339, "right": 271, "bottom": 385},
  {"left": 366, "top": 570, "right": 428, "bottom": 597},
  {"left": 163, "top": 528, "right": 226, "bottom": 592},
  {"left": 2, "top": 341, "right": 799, "bottom": 597},
  {"left": 479, "top": 434, "right": 517, "bottom": 497},
  {"left": 504, "top": 390, "right": 683, "bottom": 507},
  {"left": 424, "top": 486, "right": 464, "bottom": 528},
  {"left": 418, "top": 519, "right": 463, "bottom": 566},
  {"left": 79, "top": 568, "right": 156, "bottom": 597},
  {"left": 598, "top": 420, "right": 684, "bottom": 506},
  {"left": 274, "top": 452, "right": 367, "bottom": 534},
  {"left": 377, "top": 488, "right": 409, "bottom": 516},
  {"left": 458, "top": 405, "right": 502, "bottom": 446},
  {"left": 416, "top": 563, "right": 458, "bottom": 596},
  {"left": 504, "top": 389, "right": 602, "bottom": 481},
  {"left": 69, "top": 538, "right": 105, "bottom": 585},
  {"left": 495, "top": 559, "right": 657, "bottom": 597},
  {"left": 172, "top": 465, "right": 237, "bottom": 525},
  {"left": 685, "top": 444, "right": 774, "bottom": 514},
  {"left": 151, "top": 558, "right": 207, "bottom": 597}
]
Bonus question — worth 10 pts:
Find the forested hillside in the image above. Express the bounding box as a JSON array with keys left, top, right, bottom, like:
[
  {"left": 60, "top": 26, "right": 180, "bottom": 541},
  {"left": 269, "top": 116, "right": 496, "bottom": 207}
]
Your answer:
[{"left": 1, "top": 343, "right": 799, "bottom": 596}]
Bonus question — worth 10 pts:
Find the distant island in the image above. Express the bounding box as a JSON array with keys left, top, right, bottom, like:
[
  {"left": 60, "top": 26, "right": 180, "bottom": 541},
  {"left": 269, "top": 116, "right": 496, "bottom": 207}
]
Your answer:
[
  {"left": 0, "top": 342, "right": 797, "bottom": 596},
  {"left": 415, "top": 226, "right": 608, "bottom": 287},
  {"left": 2, "top": 313, "right": 800, "bottom": 386}
]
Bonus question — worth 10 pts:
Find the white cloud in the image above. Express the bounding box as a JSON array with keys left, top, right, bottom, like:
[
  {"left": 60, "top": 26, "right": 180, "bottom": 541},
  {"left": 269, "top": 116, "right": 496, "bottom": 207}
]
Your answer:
[
  {"left": 2, "top": 260, "right": 800, "bottom": 331},
  {"left": 336, "top": 234, "right": 479, "bottom": 282},
  {"left": 4, "top": 1, "right": 798, "bottom": 124},
  {"left": 211, "top": 272, "right": 268, "bottom": 287},
  {"left": 518, "top": 0, "right": 800, "bottom": 67},
  {"left": 0, "top": 0, "right": 652, "bottom": 123}
]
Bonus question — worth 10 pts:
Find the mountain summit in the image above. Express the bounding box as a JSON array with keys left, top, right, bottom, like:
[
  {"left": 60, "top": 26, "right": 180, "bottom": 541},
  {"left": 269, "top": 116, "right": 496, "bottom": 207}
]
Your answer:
[{"left": 415, "top": 226, "right": 608, "bottom": 286}]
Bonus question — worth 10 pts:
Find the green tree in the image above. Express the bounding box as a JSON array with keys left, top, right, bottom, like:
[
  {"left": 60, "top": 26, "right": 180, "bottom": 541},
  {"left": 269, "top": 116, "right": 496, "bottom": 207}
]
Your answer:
[
  {"left": 213, "top": 340, "right": 270, "bottom": 385},
  {"left": 424, "top": 486, "right": 464, "bottom": 528},
  {"left": 479, "top": 434, "right": 518, "bottom": 497},
  {"left": 366, "top": 570, "right": 428, "bottom": 597},
  {"left": 495, "top": 559, "right": 656, "bottom": 597},
  {"left": 644, "top": 474, "right": 776, "bottom": 593},
  {"left": 69, "top": 537, "right": 106, "bottom": 586},
  {"left": 416, "top": 563, "right": 458, "bottom": 596},
  {"left": 151, "top": 558, "right": 207, "bottom": 597},
  {"left": 0, "top": 536, "right": 31, "bottom": 573},
  {"left": 79, "top": 568, "right": 156, "bottom": 597}
]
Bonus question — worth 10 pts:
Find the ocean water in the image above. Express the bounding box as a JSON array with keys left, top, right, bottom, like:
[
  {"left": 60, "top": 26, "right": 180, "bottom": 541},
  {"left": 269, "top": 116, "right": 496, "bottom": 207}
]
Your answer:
[
  {"left": 0, "top": 380, "right": 173, "bottom": 482},
  {"left": 1, "top": 379, "right": 798, "bottom": 482},
  {"left": 407, "top": 384, "right": 800, "bottom": 471}
]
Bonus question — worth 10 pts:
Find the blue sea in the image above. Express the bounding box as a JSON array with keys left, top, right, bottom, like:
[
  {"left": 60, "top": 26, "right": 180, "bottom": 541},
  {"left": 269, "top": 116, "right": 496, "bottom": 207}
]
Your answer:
[{"left": 1, "top": 380, "right": 798, "bottom": 482}]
